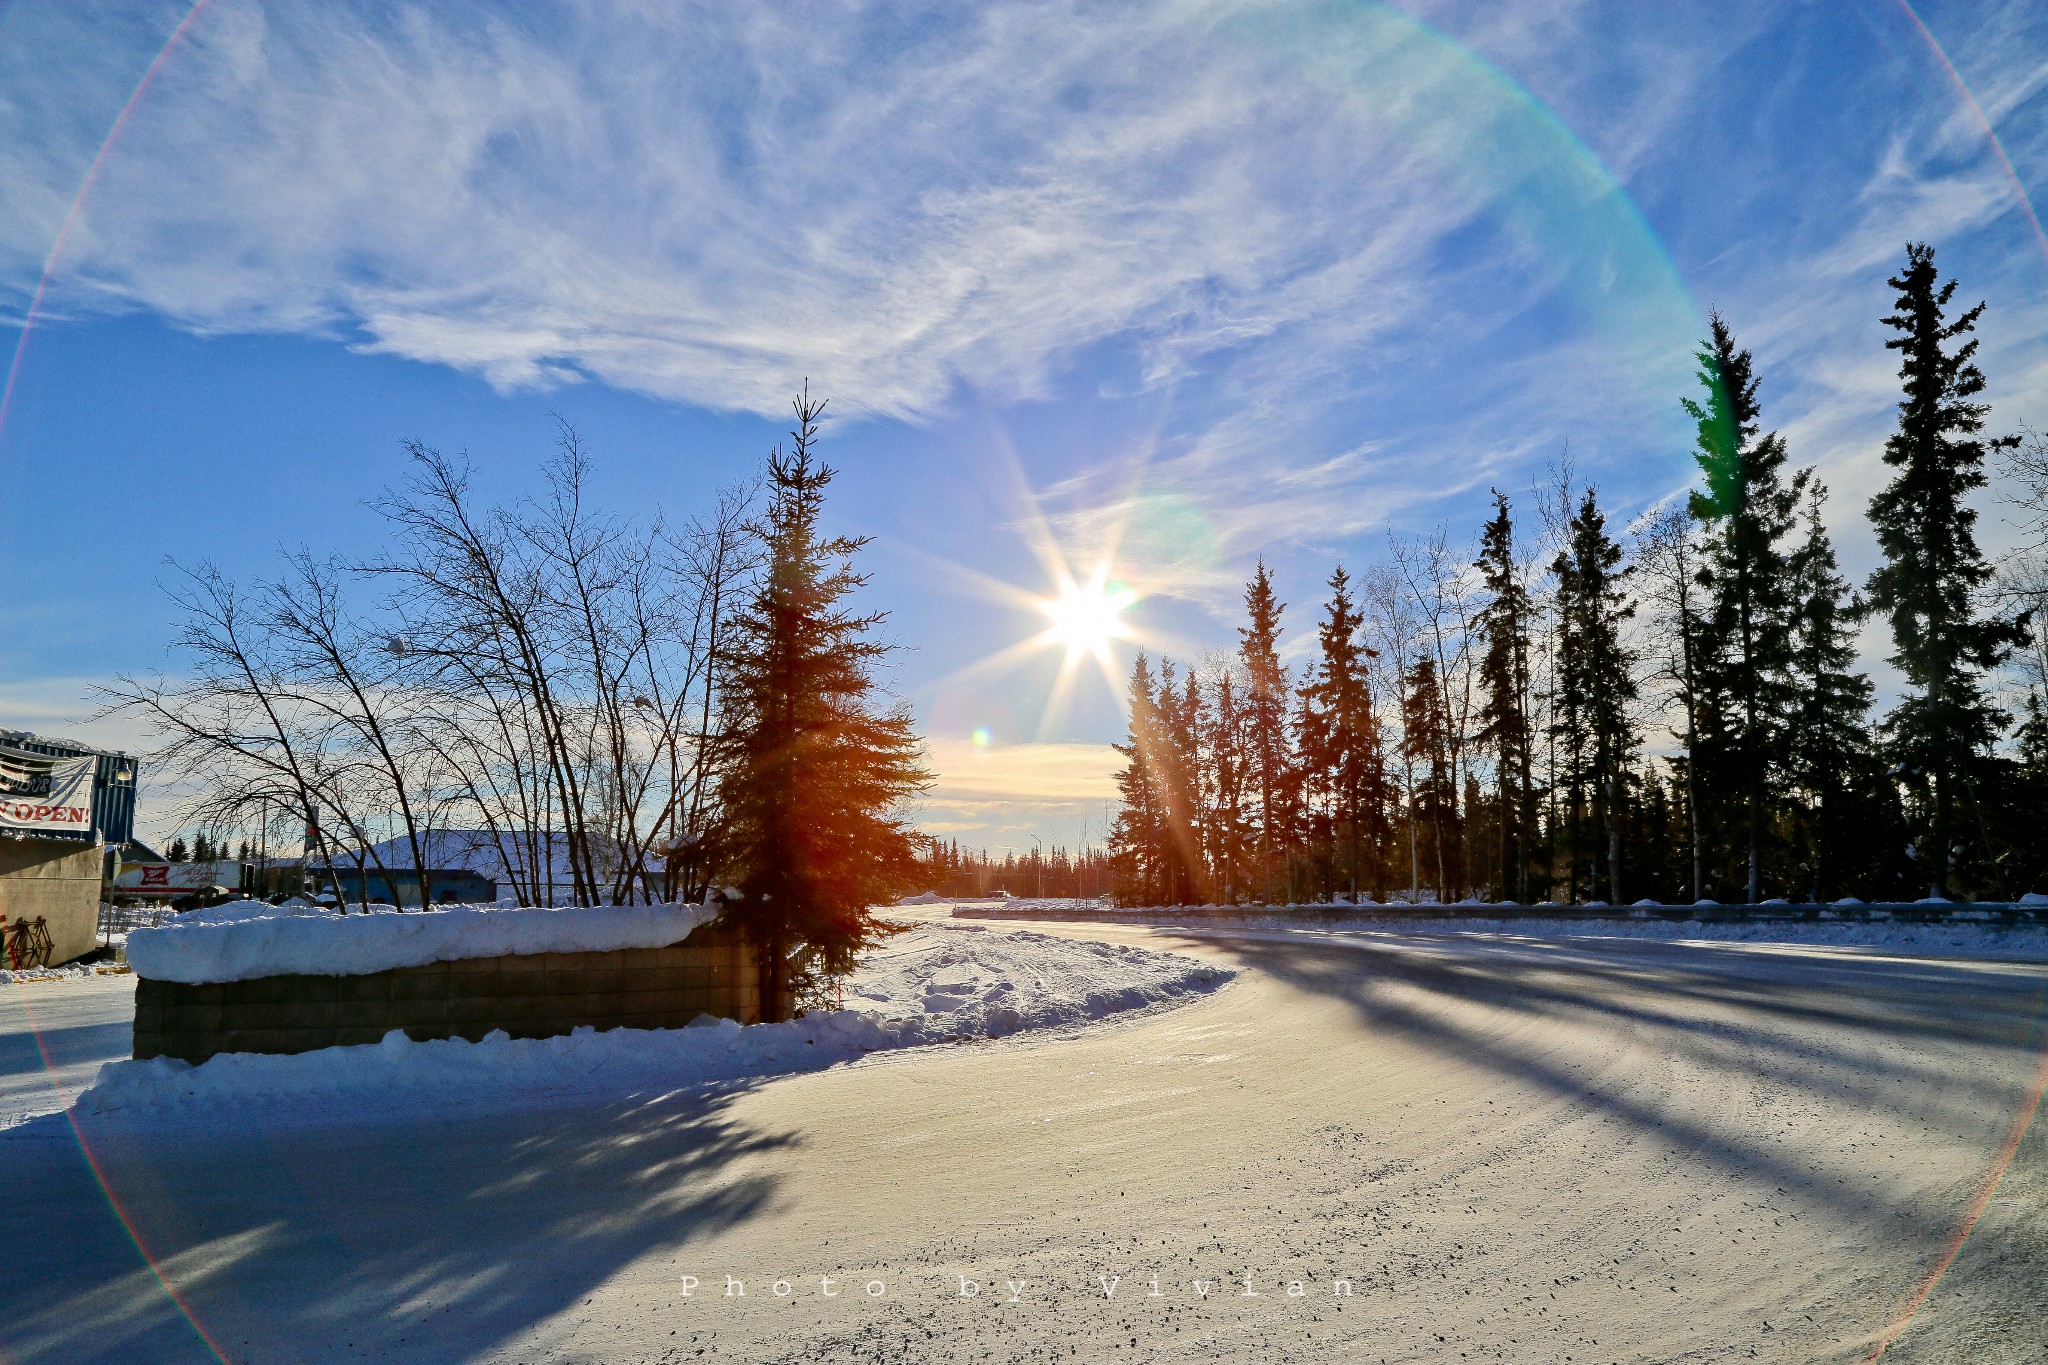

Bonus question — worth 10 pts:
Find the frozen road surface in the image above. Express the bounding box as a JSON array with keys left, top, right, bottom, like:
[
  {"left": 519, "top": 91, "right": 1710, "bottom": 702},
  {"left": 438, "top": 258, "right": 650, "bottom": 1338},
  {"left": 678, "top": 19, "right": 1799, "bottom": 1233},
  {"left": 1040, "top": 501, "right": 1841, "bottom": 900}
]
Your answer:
[{"left": 4, "top": 922, "right": 2047, "bottom": 1364}]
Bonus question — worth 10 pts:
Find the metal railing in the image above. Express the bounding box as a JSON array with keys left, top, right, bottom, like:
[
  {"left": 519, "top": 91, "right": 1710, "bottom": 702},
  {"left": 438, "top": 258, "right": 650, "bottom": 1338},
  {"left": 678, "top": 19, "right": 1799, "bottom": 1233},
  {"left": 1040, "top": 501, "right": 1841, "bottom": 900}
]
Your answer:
[{"left": 98, "top": 902, "right": 172, "bottom": 937}]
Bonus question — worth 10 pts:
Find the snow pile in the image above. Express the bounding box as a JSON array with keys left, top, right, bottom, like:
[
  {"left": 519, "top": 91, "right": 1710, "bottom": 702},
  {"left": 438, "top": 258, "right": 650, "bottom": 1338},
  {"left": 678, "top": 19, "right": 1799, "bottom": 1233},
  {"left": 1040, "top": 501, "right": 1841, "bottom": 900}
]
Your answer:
[
  {"left": 179, "top": 898, "right": 390, "bottom": 926},
  {"left": 954, "top": 897, "right": 1111, "bottom": 916},
  {"left": 2, "top": 960, "right": 117, "bottom": 986},
  {"left": 74, "top": 925, "right": 1232, "bottom": 1121},
  {"left": 124, "top": 902, "right": 720, "bottom": 984},
  {"left": 845, "top": 923, "right": 1220, "bottom": 1034}
]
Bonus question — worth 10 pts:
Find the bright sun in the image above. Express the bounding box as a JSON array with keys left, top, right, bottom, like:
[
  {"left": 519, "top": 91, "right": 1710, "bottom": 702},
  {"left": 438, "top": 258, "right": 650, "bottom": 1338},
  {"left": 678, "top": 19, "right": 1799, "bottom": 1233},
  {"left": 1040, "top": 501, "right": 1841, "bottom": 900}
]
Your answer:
[{"left": 1038, "top": 568, "right": 1137, "bottom": 664}]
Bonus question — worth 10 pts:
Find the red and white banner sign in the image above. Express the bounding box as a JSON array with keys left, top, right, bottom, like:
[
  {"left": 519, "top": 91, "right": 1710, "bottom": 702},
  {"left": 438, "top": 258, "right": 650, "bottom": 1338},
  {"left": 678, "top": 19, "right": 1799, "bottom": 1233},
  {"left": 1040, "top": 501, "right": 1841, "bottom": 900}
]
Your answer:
[
  {"left": 116, "top": 861, "right": 231, "bottom": 894},
  {"left": 0, "top": 748, "right": 94, "bottom": 835}
]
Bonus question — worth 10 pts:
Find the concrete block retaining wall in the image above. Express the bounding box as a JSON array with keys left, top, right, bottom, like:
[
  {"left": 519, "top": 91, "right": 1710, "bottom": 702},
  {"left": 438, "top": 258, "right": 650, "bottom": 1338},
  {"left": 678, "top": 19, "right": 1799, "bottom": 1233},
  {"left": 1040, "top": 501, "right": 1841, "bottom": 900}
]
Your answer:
[{"left": 133, "top": 921, "right": 781, "bottom": 1064}]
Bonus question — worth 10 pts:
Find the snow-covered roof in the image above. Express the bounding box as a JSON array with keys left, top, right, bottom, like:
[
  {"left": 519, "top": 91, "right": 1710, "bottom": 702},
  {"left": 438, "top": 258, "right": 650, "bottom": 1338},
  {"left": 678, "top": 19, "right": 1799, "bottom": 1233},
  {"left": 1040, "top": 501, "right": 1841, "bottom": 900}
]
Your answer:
[{"left": 343, "top": 829, "right": 652, "bottom": 886}]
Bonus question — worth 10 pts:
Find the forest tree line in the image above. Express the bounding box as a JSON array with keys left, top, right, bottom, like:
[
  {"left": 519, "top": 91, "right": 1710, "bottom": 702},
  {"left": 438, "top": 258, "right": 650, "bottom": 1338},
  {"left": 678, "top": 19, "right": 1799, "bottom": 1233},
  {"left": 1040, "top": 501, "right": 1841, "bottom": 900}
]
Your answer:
[
  {"left": 1107, "top": 244, "right": 2048, "bottom": 907},
  {"left": 913, "top": 838, "right": 1114, "bottom": 900}
]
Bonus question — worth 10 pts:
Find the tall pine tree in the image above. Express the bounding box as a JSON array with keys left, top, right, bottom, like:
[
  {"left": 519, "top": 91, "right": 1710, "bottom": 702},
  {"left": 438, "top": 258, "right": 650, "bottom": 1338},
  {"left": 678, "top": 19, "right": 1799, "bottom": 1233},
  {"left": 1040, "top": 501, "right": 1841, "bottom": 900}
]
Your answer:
[
  {"left": 2007, "top": 692, "right": 2048, "bottom": 895},
  {"left": 1474, "top": 492, "right": 1537, "bottom": 902},
  {"left": 1300, "top": 567, "right": 1386, "bottom": 902},
  {"left": 1204, "top": 664, "right": 1253, "bottom": 902},
  {"left": 1552, "top": 489, "right": 1636, "bottom": 903},
  {"left": 716, "top": 389, "right": 930, "bottom": 1020},
  {"left": 1401, "top": 652, "right": 1456, "bottom": 899},
  {"left": 1109, "top": 653, "right": 1163, "bottom": 903},
  {"left": 1684, "top": 313, "right": 1806, "bottom": 902},
  {"left": 1785, "top": 483, "right": 1885, "bottom": 901},
  {"left": 1239, "top": 562, "right": 1294, "bottom": 902},
  {"left": 1154, "top": 659, "right": 1205, "bottom": 904},
  {"left": 1865, "top": 243, "right": 2025, "bottom": 898},
  {"left": 1636, "top": 505, "right": 1713, "bottom": 901}
]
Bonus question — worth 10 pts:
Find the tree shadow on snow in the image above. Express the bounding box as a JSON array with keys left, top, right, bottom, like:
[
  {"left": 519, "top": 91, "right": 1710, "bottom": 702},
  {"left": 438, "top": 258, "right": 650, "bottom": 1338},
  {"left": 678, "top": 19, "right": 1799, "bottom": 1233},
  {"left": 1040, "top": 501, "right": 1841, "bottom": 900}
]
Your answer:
[
  {"left": 0, "top": 1016, "right": 135, "bottom": 1081},
  {"left": 1, "top": 1081, "right": 792, "bottom": 1364},
  {"left": 1153, "top": 927, "right": 2048, "bottom": 1243}
]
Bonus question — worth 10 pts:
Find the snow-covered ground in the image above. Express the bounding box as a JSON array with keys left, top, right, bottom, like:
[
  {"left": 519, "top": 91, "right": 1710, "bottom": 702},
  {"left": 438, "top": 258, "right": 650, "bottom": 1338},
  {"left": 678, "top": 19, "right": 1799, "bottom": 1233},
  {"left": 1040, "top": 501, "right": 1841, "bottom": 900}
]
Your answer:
[
  {"left": 10, "top": 918, "right": 2047, "bottom": 1364},
  {"left": 0, "top": 974, "right": 135, "bottom": 1128},
  {"left": 951, "top": 903, "right": 2048, "bottom": 961},
  {"left": 0, "top": 958, "right": 131, "bottom": 986},
  {"left": 1337, "top": 912, "right": 2048, "bottom": 959},
  {"left": 503, "top": 924, "right": 2048, "bottom": 1365},
  {"left": 69, "top": 924, "right": 1231, "bottom": 1126}
]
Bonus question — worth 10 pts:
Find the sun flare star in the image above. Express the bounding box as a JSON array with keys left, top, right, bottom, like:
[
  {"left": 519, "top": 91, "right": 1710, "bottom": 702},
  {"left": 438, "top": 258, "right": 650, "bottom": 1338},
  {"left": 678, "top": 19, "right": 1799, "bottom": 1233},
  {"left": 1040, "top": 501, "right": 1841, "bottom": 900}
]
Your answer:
[{"left": 1038, "top": 569, "right": 1137, "bottom": 666}]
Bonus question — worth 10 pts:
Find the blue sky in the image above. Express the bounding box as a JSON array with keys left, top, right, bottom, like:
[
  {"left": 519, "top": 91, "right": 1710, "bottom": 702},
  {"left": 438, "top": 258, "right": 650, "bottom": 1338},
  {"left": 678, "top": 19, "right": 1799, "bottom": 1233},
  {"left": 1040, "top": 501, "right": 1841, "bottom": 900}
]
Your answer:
[{"left": 2, "top": 0, "right": 2045, "bottom": 851}]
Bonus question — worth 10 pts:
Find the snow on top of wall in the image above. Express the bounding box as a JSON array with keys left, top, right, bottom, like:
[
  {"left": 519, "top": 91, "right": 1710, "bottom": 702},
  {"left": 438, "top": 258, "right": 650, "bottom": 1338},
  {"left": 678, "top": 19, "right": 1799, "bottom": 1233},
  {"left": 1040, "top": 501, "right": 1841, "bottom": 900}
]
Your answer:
[{"left": 124, "top": 901, "right": 720, "bottom": 984}]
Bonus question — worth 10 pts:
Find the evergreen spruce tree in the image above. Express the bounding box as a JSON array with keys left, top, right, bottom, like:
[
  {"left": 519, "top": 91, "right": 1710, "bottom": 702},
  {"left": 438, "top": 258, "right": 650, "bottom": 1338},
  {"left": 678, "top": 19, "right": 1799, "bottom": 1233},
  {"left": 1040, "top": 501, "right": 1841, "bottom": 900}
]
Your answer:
[
  {"left": 1474, "top": 492, "right": 1537, "bottom": 902},
  {"left": 2009, "top": 692, "right": 2048, "bottom": 895},
  {"left": 716, "top": 388, "right": 931, "bottom": 1020},
  {"left": 1280, "top": 684, "right": 1315, "bottom": 901},
  {"left": 1238, "top": 562, "right": 1294, "bottom": 901},
  {"left": 1461, "top": 771, "right": 1488, "bottom": 897},
  {"left": 1627, "top": 766, "right": 1685, "bottom": 902},
  {"left": 1865, "top": 243, "right": 2026, "bottom": 898},
  {"left": 1552, "top": 489, "right": 1637, "bottom": 902},
  {"left": 1204, "top": 666, "right": 1252, "bottom": 902},
  {"left": 1785, "top": 484, "right": 1882, "bottom": 901},
  {"left": 1293, "top": 681, "right": 1333, "bottom": 900},
  {"left": 1401, "top": 653, "right": 1456, "bottom": 899},
  {"left": 1636, "top": 505, "right": 1713, "bottom": 901},
  {"left": 1154, "top": 659, "right": 1205, "bottom": 904},
  {"left": 168, "top": 837, "right": 189, "bottom": 863},
  {"left": 1179, "top": 665, "right": 1209, "bottom": 900},
  {"left": 1109, "top": 652, "right": 1166, "bottom": 904},
  {"left": 1300, "top": 566, "right": 1386, "bottom": 903},
  {"left": 1684, "top": 313, "right": 1807, "bottom": 902}
]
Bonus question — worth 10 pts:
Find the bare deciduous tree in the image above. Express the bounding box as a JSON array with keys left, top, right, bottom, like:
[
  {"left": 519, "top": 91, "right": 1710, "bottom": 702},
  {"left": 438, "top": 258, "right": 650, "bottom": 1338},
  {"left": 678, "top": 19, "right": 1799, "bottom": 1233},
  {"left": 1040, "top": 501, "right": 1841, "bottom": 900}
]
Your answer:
[{"left": 108, "top": 424, "right": 758, "bottom": 909}]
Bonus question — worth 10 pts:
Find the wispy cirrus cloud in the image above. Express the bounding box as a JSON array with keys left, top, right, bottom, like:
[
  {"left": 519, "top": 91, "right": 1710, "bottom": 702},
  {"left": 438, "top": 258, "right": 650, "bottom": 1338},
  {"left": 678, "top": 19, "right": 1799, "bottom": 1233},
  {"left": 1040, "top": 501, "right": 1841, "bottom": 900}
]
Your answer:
[
  {"left": 2, "top": 0, "right": 1705, "bottom": 552},
  {"left": 5, "top": 2, "right": 1468, "bottom": 418},
  {"left": 5, "top": 0, "right": 2045, "bottom": 675}
]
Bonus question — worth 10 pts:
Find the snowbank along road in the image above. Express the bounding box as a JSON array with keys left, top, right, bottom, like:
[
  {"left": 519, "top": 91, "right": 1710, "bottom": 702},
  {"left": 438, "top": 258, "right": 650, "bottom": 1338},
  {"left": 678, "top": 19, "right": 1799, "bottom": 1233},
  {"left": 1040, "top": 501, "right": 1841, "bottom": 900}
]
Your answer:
[{"left": 2, "top": 916, "right": 2046, "bottom": 1363}]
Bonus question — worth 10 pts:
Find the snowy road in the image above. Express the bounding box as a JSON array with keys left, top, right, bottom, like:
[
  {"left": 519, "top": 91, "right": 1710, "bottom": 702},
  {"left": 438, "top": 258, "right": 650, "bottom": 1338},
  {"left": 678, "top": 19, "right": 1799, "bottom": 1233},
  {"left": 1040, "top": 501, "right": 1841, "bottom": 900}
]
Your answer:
[
  {"left": 5, "top": 922, "right": 2048, "bottom": 1363},
  {"left": 0, "top": 974, "right": 132, "bottom": 1127}
]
